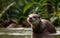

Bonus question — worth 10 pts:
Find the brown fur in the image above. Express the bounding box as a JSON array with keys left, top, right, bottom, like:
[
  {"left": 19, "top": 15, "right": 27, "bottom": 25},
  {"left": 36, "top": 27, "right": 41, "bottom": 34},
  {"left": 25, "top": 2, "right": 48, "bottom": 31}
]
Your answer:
[
  {"left": 27, "top": 14, "right": 56, "bottom": 38},
  {"left": 32, "top": 19, "right": 56, "bottom": 38}
]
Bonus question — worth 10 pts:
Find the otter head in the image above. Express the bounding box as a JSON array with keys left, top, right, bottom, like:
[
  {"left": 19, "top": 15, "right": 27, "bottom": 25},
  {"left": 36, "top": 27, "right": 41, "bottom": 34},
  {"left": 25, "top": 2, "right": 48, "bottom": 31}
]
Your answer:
[{"left": 27, "top": 14, "right": 41, "bottom": 25}]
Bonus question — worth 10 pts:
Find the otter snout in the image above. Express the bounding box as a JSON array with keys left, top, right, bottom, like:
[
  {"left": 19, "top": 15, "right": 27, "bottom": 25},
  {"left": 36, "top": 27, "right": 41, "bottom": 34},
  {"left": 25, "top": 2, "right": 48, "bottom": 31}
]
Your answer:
[
  {"left": 29, "top": 17, "right": 33, "bottom": 22},
  {"left": 27, "top": 17, "right": 36, "bottom": 23}
]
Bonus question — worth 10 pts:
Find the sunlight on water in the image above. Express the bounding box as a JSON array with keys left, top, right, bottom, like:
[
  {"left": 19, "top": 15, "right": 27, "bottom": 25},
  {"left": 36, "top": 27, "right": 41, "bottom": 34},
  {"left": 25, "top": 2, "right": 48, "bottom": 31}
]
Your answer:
[
  {"left": 49, "top": 31, "right": 60, "bottom": 35},
  {"left": 0, "top": 28, "right": 60, "bottom": 38}
]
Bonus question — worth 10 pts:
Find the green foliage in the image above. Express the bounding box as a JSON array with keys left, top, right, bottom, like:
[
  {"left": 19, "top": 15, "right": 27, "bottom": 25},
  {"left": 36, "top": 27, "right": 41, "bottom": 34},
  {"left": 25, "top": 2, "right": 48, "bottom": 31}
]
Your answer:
[
  {"left": 23, "top": 2, "right": 37, "bottom": 13},
  {"left": 50, "top": 16, "right": 57, "bottom": 23},
  {"left": 0, "top": 0, "right": 60, "bottom": 26}
]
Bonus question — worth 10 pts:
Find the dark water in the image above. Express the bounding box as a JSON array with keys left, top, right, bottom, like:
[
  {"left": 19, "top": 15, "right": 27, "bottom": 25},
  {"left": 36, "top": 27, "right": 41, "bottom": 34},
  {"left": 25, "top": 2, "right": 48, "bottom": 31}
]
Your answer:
[{"left": 0, "top": 28, "right": 60, "bottom": 38}]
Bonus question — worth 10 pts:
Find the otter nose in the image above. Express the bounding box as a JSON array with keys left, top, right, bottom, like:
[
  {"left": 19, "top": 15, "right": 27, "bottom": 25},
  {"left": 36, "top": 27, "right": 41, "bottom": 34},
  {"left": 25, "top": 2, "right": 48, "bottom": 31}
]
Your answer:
[
  {"left": 29, "top": 17, "right": 33, "bottom": 22},
  {"left": 29, "top": 18, "right": 32, "bottom": 20}
]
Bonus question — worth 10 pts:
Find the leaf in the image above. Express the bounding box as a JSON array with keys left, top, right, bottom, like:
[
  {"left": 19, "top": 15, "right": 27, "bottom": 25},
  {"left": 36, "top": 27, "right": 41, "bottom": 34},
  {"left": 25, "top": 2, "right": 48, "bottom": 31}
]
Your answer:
[
  {"left": 23, "top": 2, "right": 37, "bottom": 13},
  {"left": 50, "top": 17, "right": 57, "bottom": 23},
  {"left": 0, "top": 13, "right": 2, "bottom": 18},
  {"left": 39, "top": 0, "right": 46, "bottom": 6},
  {"left": 0, "top": 2, "right": 15, "bottom": 18}
]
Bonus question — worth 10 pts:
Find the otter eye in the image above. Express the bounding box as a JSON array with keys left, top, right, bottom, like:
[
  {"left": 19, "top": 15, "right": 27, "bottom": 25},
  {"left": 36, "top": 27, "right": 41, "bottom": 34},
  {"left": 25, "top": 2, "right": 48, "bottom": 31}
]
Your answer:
[{"left": 33, "top": 16, "right": 36, "bottom": 18}]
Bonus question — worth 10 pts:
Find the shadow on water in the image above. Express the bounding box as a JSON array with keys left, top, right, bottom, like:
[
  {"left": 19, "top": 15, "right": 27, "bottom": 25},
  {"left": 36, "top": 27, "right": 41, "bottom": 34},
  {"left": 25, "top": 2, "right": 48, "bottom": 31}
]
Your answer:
[{"left": 0, "top": 28, "right": 60, "bottom": 38}]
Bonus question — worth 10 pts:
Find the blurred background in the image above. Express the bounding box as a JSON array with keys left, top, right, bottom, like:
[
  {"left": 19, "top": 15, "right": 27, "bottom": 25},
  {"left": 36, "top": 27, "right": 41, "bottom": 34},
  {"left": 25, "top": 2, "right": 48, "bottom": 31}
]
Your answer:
[{"left": 0, "top": 0, "right": 60, "bottom": 28}]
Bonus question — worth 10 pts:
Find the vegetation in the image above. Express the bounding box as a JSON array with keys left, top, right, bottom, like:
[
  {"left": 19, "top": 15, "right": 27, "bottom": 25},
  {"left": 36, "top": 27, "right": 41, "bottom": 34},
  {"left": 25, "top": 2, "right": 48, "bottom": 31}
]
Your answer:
[{"left": 0, "top": 0, "right": 60, "bottom": 28}]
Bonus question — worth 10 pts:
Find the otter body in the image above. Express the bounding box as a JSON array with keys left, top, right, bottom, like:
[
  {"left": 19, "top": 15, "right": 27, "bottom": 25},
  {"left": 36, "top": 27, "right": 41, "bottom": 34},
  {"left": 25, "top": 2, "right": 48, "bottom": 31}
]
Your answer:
[
  {"left": 32, "top": 19, "right": 56, "bottom": 38},
  {"left": 27, "top": 14, "right": 56, "bottom": 38}
]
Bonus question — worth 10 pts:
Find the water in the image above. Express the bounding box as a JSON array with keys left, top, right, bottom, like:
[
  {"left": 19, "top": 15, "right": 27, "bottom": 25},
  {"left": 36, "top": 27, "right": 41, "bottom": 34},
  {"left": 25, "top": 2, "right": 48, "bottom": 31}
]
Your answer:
[
  {"left": 0, "top": 28, "right": 32, "bottom": 38},
  {"left": 0, "top": 28, "right": 60, "bottom": 38}
]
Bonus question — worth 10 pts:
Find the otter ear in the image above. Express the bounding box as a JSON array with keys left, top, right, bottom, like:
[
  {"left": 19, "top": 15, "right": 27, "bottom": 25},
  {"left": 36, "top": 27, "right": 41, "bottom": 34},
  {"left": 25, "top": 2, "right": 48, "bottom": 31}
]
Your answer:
[{"left": 37, "top": 16, "right": 40, "bottom": 19}]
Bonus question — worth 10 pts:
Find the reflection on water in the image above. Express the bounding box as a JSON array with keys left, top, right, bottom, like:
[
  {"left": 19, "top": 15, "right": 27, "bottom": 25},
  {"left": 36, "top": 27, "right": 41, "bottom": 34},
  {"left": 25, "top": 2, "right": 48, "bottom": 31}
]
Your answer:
[
  {"left": 0, "top": 28, "right": 60, "bottom": 38},
  {"left": 0, "top": 28, "right": 32, "bottom": 38}
]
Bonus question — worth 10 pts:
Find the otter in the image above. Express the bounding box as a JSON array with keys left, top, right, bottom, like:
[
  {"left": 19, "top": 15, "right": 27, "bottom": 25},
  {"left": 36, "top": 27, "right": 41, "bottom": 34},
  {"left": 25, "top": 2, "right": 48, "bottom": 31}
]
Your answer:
[{"left": 27, "top": 14, "right": 56, "bottom": 38}]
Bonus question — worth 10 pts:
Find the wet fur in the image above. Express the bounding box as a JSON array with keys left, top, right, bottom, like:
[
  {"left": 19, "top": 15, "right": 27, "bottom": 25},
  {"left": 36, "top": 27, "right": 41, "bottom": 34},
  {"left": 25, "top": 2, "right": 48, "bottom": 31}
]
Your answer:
[{"left": 27, "top": 14, "right": 56, "bottom": 38}]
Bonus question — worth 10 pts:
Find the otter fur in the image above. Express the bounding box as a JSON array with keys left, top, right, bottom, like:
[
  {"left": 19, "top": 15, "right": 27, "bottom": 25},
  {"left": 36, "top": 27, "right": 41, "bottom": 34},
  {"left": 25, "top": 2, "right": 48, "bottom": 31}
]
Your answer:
[{"left": 27, "top": 14, "right": 56, "bottom": 38}]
